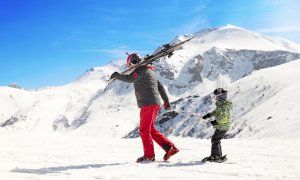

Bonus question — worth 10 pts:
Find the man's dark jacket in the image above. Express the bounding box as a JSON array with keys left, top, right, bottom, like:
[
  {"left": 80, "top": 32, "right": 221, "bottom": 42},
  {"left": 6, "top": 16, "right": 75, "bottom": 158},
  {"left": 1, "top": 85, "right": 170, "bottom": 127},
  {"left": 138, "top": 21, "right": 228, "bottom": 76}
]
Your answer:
[{"left": 114, "top": 65, "right": 169, "bottom": 108}]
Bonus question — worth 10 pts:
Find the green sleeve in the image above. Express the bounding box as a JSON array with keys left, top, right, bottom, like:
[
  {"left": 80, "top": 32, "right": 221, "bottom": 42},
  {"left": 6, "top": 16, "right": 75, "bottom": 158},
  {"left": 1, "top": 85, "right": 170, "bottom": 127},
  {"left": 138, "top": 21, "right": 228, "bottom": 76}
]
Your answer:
[{"left": 210, "top": 110, "right": 217, "bottom": 116}]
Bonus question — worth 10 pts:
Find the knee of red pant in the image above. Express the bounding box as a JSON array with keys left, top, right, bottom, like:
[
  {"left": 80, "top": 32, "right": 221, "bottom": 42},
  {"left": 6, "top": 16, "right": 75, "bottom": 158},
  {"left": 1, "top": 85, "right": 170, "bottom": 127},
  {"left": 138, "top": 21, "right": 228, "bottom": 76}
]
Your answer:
[
  {"left": 150, "top": 126, "right": 158, "bottom": 132},
  {"left": 139, "top": 129, "right": 150, "bottom": 137}
]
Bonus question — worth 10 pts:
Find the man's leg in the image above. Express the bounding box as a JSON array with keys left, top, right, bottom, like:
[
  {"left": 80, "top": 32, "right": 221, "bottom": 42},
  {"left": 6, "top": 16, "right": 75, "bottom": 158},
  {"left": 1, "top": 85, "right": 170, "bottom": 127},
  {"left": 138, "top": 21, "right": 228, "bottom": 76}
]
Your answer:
[
  {"left": 139, "top": 106, "right": 156, "bottom": 158},
  {"left": 150, "top": 105, "right": 174, "bottom": 150},
  {"left": 149, "top": 105, "right": 178, "bottom": 160}
]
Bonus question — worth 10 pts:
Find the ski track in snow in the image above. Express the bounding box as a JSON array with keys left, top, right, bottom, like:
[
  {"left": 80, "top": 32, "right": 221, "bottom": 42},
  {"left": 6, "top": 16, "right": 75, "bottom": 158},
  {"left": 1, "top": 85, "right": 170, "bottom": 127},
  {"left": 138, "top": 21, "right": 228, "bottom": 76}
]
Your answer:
[{"left": 0, "top": 131, "right": 299, "bottom": 180}]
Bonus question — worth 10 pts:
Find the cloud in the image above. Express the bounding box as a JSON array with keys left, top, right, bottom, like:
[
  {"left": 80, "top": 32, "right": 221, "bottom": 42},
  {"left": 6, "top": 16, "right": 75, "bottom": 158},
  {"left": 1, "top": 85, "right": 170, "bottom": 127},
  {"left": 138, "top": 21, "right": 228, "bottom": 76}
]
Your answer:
[
  {"left": 258, "top": 26, "right": 300, "bottom": 33},
  {"left": 80, "top": 49, "right": 126, "bottom": 53},
  {"left": 170, "top": 1, "right": 210, "bottom": 34},
  {"left": 80, "top": 49, "right": 150, "bottom": 60},
  {"left": 178, "top": 16, "right": 208, "bottom": 34},
  {"left": 93, "top": 7, "right": 129, "bottom": 14},
  {"left": 80, "top": 49, "right": 149, "bottom": 53},
  {"left": 100, "top": 16, "right": 122, "bottom": 23},
  {"left": 128, "top": 32, "right": 166, "bottom": 46},
  {"left": 248, "top": 0, "right": 300, "bottom": 43}
]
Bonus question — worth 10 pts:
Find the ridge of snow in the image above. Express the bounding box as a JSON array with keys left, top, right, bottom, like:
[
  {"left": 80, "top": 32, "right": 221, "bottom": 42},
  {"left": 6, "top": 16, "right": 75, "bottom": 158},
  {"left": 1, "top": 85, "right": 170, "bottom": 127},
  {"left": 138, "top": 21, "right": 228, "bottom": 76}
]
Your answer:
[{"left": 183, "top": 24, "right": 300, "bottom": 55}]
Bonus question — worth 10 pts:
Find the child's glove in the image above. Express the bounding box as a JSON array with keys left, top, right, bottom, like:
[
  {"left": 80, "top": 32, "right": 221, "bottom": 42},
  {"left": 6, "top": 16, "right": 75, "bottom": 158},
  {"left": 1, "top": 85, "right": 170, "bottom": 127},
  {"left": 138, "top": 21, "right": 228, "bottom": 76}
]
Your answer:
[
  {"left": 210, "top": 120, "right": 218, "bottom": 126},
  {"left": 202, "top": 113, "right": 211, "bottom": 119}
]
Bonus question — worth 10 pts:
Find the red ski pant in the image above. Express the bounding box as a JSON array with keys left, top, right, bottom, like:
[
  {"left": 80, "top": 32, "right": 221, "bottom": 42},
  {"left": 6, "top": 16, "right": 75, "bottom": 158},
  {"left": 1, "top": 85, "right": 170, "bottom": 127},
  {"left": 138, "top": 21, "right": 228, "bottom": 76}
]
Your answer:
[{"left": 139, "top": 105, "right": 174, "bottom": 158}]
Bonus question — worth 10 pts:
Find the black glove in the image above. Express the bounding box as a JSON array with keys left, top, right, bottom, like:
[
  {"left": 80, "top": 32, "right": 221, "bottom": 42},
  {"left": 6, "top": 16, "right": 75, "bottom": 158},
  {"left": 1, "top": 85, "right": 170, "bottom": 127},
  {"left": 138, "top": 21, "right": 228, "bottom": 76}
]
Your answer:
[
  {"left": 210, "top": 120, "right": 218, "bottom": 126},
  {"left": 110, "top": 72, "right": 120, "bottom": 80},
  {"left": 202, "top": 113, "right": 211, "bottom": 119},
  {"left": 164, "top": 101, "right": 171, "bottom": 110}
]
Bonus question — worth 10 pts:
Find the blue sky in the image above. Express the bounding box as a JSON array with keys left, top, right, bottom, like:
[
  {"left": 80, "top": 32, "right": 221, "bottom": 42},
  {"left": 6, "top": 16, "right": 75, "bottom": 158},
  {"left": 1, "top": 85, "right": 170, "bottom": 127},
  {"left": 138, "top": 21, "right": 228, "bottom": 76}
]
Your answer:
[{"left": 1, "top": 0, "right": 299, "bottom": 89}]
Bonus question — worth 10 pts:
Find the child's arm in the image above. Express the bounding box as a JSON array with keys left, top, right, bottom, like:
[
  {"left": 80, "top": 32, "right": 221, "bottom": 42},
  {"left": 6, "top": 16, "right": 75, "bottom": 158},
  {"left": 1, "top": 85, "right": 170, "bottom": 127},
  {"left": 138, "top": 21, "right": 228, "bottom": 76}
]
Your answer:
[{"left": 202, "top": 110, "right": 216, "bottom": 119}]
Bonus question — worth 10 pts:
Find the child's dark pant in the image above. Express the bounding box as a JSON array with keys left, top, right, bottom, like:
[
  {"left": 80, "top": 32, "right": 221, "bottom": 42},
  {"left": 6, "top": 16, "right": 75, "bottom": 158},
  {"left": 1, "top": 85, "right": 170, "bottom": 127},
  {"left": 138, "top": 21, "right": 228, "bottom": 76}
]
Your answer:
[{"left": 211, "top": 129, "right": 227, "bottom": 157}]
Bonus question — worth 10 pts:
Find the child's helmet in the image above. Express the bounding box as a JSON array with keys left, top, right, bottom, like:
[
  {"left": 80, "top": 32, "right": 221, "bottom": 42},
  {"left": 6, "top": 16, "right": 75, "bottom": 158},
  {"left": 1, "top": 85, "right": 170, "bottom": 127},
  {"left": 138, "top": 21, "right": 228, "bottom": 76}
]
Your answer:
[
  {"left": 213, "top": 88, "right": 227, "bottom": 101},
  {"left": 126, "top": 53, "right": 142, "bottom": 66}
]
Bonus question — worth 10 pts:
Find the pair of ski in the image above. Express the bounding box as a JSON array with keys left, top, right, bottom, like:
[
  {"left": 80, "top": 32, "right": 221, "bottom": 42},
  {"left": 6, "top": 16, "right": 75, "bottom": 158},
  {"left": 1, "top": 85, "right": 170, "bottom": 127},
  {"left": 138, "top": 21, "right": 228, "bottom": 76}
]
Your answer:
[
  {"left": 106, "top": 35, "right": 196, "bottom": 85},
  {"left": 134, "top": 155, "right": 228, "bottom": 165},
  {"left": 201, "top": 155, "right": 228, "bottom": 163}
]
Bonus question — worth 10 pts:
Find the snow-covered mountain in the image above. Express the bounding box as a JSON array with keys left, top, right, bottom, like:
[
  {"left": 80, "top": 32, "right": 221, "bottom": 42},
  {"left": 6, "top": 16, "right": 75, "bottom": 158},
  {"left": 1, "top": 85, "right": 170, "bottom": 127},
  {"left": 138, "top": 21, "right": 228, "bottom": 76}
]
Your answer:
[
  {"left": 2, "top": 24, "right": 300, "bottom": 180},
  {"left": 1, "top": 24, "right": 300, "bottom": 139},
  {"left": 127, "top": 59, "right": 300, "bottom": 139}
]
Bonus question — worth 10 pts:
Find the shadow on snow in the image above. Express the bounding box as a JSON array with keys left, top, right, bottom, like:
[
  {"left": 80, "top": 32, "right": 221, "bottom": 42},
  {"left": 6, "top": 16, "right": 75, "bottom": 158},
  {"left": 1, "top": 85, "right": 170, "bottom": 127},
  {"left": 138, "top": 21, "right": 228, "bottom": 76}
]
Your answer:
[{"left": 11, "top": 163, "right": 125, "bottom": 175}]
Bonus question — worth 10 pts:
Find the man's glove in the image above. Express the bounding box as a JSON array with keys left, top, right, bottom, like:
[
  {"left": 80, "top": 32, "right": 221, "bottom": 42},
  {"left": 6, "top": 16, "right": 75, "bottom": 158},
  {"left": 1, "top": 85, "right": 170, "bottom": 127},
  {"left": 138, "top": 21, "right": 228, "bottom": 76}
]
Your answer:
[
  {"left": 210, "top": 120, "right": 218, "bottom": 126},
  {"left": 110, "top": 72, "right": 120, "bottom": 80},
  {"left": 164, "top": 101, "right": 171, "bottom": 110},
  {"left": 202, "top": 113, "right": 211, "bottom": 119}
]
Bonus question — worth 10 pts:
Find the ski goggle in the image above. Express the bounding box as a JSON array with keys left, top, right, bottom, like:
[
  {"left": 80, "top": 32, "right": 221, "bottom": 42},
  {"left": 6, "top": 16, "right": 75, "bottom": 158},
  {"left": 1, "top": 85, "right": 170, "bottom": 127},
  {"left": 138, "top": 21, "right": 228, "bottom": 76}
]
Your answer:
[
  {"left": 214, "top": 92, "right": 227, "bottom": 100},
  {"left": 130, "top": 59, "right": 138, "bottom": 65}
]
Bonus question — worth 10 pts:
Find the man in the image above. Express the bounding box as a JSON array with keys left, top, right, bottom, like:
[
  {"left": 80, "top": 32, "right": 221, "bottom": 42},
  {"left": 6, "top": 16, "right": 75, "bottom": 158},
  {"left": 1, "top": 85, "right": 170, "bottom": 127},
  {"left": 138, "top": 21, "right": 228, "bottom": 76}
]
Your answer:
[
  {"left": 202, "top": 88, "right": 233, "bottom": 162},
  {"left": 110, "top": 53, "right": 179, "bottom": 163}
]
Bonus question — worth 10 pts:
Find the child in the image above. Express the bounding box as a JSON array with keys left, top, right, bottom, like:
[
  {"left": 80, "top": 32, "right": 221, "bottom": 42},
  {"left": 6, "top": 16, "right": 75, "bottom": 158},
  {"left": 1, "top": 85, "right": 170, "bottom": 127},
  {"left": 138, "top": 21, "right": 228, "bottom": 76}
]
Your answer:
[{"left": 202, "top": 88, "right": 232, "bottom": 162}]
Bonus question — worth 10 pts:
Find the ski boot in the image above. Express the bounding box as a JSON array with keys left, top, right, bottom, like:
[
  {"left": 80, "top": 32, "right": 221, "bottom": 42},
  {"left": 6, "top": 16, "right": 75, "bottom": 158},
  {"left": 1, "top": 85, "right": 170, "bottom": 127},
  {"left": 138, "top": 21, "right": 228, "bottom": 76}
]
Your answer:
[
  {"left": 163, "top": 146, "right": 179, "bottom": 161},
  {"left": 136, "top": 156, "right": 155, "bottom": 163}
]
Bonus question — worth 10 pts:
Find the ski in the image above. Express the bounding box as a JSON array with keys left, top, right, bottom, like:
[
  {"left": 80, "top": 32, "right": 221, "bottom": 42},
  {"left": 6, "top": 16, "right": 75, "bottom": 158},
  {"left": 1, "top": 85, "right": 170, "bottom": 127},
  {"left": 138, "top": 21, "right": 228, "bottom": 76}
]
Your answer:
[{"left": 107, "top": 35, "right": 196, "bottom": 84}]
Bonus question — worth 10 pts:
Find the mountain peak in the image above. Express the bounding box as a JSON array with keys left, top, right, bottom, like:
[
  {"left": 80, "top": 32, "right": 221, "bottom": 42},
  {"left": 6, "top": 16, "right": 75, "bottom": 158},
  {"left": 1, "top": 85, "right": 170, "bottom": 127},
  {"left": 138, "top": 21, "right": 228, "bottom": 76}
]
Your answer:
[
  {"left": 218, "top": 24, "right": 245, "bottom": 30},
  {"left": 185, "top": 24, "right": 300, "bottom": 53}
]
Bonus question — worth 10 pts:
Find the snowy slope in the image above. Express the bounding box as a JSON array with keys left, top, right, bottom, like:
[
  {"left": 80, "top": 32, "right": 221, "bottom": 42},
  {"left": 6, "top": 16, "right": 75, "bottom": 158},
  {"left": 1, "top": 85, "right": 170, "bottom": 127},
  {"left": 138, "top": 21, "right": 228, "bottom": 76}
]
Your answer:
[
  {"left": 228, "top": 59, "right": 300, "bottom": 138},
  {"left": 0, "top": 61, "right": 123, "bottom": 129},
  {"left": 1, "top": 25, "right": 300, "bottom": 139},
  {"left": 0, "top": 74, "right": 105, "bottom": 130}
]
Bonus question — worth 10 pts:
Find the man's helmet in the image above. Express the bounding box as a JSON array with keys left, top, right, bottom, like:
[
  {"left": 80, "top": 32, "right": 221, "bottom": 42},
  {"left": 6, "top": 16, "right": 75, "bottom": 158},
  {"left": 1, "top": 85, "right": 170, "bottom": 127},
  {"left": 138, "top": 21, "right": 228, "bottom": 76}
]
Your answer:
[
  {"left": 126, "top": 53, "right": 142, "bottom": 66},
  {"left": 213, "top": 88, "right": 227, "bottom": 101}
]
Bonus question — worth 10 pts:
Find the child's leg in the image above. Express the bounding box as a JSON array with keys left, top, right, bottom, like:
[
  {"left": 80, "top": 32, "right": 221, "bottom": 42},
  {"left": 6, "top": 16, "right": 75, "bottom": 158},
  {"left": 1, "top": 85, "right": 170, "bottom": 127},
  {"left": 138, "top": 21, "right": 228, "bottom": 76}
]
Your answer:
[{"left": 211, "top": 129, "right": 227, "bottom": 158}]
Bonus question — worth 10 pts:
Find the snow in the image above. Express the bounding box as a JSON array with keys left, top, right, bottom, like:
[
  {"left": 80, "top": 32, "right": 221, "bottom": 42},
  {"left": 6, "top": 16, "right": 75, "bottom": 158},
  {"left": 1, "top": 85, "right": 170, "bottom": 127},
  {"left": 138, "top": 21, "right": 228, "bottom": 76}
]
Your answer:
[
  {"left": 1, "top": 131, "right": 300, "bottom": 180},
  {"left": 182, "top": 24, "right": 300, "bottom": 57},
  {"left": 1, "top": 25, "right": 300, "bottom": 179}
]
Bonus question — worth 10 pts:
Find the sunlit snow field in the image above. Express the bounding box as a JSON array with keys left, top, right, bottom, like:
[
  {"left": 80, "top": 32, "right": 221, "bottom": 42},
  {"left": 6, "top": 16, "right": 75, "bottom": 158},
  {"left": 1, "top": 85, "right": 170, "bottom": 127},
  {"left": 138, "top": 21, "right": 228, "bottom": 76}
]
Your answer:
[{"left": 1, "top": 130, "right": 299, "bottom": 180}]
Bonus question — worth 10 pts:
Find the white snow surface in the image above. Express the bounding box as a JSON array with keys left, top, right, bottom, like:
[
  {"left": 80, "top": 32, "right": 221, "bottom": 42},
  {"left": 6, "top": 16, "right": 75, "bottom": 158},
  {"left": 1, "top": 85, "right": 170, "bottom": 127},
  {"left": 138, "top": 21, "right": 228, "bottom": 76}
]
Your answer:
[
  {"left": 1, "top": 25, "right": 300, "bottom": 179},
  {"left": 228, "top": 59, "right": 300, "bottom": 138},
  {"left": 1, "top": 131, "right": 300, "bottom": 180}
]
